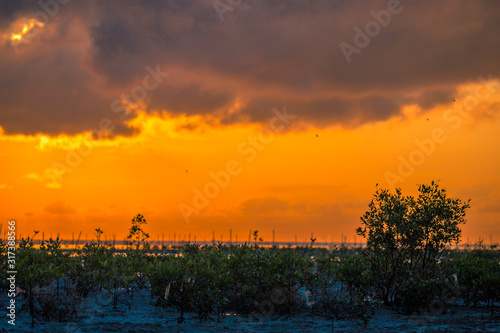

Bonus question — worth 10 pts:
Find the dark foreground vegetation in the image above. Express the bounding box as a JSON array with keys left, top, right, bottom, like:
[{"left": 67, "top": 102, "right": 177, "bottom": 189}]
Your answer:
[{"left": 2, "top": 183, "right": 499, "bottom": 330}]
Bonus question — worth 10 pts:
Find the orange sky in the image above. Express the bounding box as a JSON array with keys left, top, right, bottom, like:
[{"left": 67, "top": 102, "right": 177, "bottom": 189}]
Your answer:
[
  {"left": 1, "top": 81, "right": 499, "bottom": 244},
  {"left": 1, "top": 1, "right": 499, "bottom": 245}
]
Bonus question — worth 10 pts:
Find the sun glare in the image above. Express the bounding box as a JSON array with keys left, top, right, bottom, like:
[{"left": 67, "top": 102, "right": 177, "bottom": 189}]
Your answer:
[{"left": 10, "top": 18, "right": 44, "bottom": 42}]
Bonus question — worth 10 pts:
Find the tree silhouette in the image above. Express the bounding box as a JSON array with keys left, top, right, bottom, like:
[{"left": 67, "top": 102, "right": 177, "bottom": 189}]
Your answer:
[
  {"left": 127, "top": 214, "right": 150, "bottom": 250},
  {"left": 356, "top": 181, "right": 470, "bottom": 305}
]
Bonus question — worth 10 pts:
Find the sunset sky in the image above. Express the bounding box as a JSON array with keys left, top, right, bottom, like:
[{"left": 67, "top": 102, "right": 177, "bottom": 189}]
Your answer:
[{"left": 0, "top": 0, "right": 499, "bottom": 244}]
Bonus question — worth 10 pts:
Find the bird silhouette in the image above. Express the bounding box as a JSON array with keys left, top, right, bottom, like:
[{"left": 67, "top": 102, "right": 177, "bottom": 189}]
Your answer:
[
  {"left": 376, "top": 183, "right": 378, "bottom": 187},
  {"left": 427, "top": 118, "right": 429, "bottom": 121},
  {"left": 315, "top": 133, "right": 319, "bottom": 137},
  {"left": 185, "top": 170, "right": 188, "bottom": 174}
]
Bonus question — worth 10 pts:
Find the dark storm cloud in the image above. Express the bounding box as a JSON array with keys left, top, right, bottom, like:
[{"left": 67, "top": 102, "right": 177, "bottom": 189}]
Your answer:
[
  {"left": 0, "top": 0, "right": 38, "bottom": 27},
  {"left": 237, "top": 95, "right": 402, "bottom": 127},
  {"left": 1, "top": 0, "right": 499, "bottom": 135},
  {"left": 147, "top": 83, "right": 234, "bottom": 115}
]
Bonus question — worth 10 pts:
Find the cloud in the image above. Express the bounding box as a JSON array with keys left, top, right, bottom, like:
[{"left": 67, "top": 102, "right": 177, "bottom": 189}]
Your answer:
[
  {"left": 1, "top": 0, "right": 500, "bottom": 136},
  {"left": 238, "top": 196, "right": 367, "bottom": 220},
  {"left": 43, "top": 200, "right": 76, "bottom": 215},
  {"left": 240, "top": 197, "right": 290, "bottom": 215},
  {"left": 24, "top": 168, "right": 62, "bottom": 188}
]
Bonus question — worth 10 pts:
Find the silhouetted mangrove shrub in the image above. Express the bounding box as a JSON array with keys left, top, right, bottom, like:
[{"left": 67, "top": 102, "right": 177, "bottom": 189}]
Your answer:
[
  {"left": 357, "top": 182, "right": 470, "bottom": 306},
  {"left": 0, "top": 236, "right": 7, "bottom": 292},
  {"left": 148, "top": 244, "right": 315, "bottom": 322},
  {"left": 68, "top": 242, "right": 114, "bottom": 298},
  {"left": 454, "top": 249, "right": 500, "bottom": 310},
  {"left": 148, "top": 254, "right": 196, "bottom": 323},
  {"left": 17, "top": 237, "right": 67, "bottom": 328},
  {"left": 310, "top": 253, "right": 380, "bottom": 329},
  {"left": 97, "top": 254, "right": 136, "bottom": 309}
]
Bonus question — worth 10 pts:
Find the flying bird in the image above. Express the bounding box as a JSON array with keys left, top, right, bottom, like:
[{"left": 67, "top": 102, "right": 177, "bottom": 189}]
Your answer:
[
  {"left": 185, "top": 170, "right": 188, "bottom": 174},
  {"left": 315, "top": 133, "right": 319, "bottom": 137}
]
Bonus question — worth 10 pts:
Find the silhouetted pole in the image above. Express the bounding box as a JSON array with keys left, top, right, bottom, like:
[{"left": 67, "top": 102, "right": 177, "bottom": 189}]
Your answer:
[
  {"left": 248, "top": 230, "right": 251, "bottom": 244},
  {"left": 230, "top": 229, "right": 232, "bottom": 245},
  {"left": 213, "top": 230, "right": 215, "bottom": 243},
  {"left": 189, "top": 233, "right": 191, "bottom": 243},
  {"left": 75, "top": 231, "right": 82, "bottom": 249},
  {"left": 174, "top": 233, "right": 176, "bottom": 246}
]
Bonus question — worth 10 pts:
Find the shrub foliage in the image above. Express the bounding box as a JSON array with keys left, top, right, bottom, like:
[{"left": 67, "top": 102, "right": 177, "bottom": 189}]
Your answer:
[{"left": 7, "top": 189, "right": 499, "bottom": 328}]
